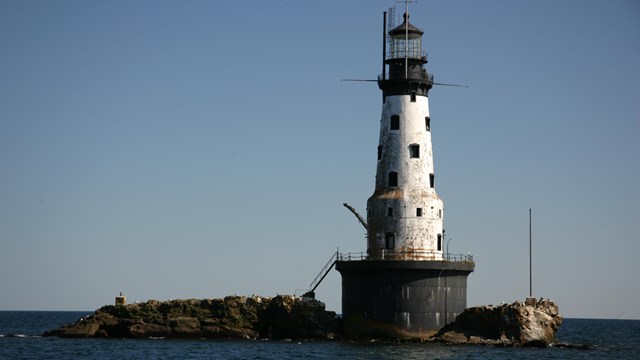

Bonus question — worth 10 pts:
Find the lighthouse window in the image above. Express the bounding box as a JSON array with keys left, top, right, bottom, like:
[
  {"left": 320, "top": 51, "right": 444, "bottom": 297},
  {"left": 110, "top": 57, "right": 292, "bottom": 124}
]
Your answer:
[
  {"left": 387, "top": 207, "right": 393, "bottom": 217},
  {"left": 390, "top": 115, "right": 400, "bottom": 130},
  {"left": 410, "top": 91, "right": 416, "bottom": 102},
  {"left": 377, "top": 145, "right": 382, "bottom": 160},
  {"left": 425, "top": 117, "right": 431, "bottom": 131},
  {"left": 385, "top": 232, "right": 395, "bottom": 249},
  {"left": 437, "top": 234, "right": 442, "bottom": 251},
  {"left": 416, "top": 208, "right": 423, "bottom": 217},
  {"left": 409, "top": 144, "right": 420, "bottom": 158},
  {"left": 388, "top": 171, "right": 398, "bottom": 187},
  {"left": 429, "top": 173, "right": 435, "bottom": 188}
]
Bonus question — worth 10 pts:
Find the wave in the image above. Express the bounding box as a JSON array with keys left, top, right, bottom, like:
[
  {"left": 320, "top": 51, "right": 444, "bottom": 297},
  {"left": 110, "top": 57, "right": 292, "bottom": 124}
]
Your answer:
[{"left": 2, "top": 334, "right": 41, "bottom": 338}]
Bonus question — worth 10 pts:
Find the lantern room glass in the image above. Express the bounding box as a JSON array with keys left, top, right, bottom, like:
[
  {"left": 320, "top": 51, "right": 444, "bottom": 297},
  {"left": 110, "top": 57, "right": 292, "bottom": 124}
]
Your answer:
[{"left": 389, "top": 33, "right": 422, "bottom": 59}]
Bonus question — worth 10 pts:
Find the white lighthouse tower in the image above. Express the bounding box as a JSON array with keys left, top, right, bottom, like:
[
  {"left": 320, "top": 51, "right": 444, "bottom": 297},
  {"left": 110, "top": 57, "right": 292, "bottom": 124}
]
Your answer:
[
  {"left": 335, "top": 9, "right": 474, "bottom": 338},
  {"left": 367, "top": 12, "right": 443, "bottom": 261}
]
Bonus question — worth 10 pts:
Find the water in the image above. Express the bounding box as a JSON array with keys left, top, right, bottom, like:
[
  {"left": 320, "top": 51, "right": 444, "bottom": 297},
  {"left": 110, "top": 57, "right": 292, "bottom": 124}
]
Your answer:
[{"left": 1, "top": 311, "right": 638, "bottom": 359}]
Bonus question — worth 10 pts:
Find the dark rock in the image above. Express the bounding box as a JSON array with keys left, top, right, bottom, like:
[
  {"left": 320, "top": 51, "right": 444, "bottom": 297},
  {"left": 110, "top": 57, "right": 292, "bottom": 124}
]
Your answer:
[
  {"left": 256, "top": 295, "right": 337, "bottom": 340},
  {"left": 128, "top": 323, "right": 171, "bottom": 338},
  {"left": 43, "top": 295, "right": 565, "bottom": 346},
  {"left": 43, "top": 295, "right": 337, "bottom": 340}
]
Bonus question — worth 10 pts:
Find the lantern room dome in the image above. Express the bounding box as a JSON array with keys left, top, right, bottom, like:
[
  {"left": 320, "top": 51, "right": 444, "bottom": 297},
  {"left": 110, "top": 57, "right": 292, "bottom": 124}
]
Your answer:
[{"left": 388, "top": 14, "right": 424, "bottom": 37}]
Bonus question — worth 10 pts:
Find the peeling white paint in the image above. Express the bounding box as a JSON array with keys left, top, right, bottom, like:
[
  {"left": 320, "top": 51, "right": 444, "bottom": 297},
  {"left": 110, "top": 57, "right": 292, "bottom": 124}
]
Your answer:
[{"left": 367, "top": 94, "right": 444, "bottom": 260}]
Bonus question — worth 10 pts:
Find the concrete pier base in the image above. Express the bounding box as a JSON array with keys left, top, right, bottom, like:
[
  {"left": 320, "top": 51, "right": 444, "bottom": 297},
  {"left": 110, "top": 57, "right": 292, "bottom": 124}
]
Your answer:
[{"left": 336, "top": 260, "right": 474, "bottom": 338}]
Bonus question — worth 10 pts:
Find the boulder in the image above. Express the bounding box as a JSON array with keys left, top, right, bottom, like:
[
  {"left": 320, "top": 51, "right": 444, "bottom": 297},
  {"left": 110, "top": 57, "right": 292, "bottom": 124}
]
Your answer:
[{"left": 432, "top": 298, "right": 562, "bottom": 346}]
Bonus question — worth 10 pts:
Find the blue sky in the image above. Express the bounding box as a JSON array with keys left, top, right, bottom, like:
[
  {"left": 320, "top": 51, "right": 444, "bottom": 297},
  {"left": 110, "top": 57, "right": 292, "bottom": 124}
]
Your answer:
[{"left": 1, "top": 0, "right": 638, "bottom": 319}]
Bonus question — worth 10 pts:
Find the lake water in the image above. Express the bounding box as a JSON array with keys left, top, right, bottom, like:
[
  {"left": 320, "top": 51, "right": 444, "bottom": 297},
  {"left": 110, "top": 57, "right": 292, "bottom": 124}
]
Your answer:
[{"left": 1, "top": 311, "right": 638, "bottom": 359}]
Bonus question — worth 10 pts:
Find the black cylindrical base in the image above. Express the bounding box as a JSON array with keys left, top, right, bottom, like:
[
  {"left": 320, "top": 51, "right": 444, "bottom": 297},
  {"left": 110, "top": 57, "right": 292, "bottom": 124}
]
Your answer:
[{"left": 335, "top": 260, "right": 474, "bottom": 338}]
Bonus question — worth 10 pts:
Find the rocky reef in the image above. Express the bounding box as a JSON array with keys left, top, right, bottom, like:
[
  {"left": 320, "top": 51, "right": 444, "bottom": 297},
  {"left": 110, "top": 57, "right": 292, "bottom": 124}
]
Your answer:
[
  {"left": 44, "top": 295, "right": 563, "bottom": 346},
  {"left": 431, "top": 298, "right": 563, "bottom": 347},
  {"left": 43, "top": 295, "right": 338, "bottom": 340}
]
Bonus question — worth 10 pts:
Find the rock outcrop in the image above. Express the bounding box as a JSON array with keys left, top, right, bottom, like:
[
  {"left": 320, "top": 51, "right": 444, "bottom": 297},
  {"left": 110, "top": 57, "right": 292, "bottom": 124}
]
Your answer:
[
  {"left": 45, "top": 295, "right": 563, "bottom": 345},
  {"left": 432, "top": 298, "right": 562, "bottom": 347},
  {"left": 43, "top": 295, "right": 338, "bottom": 340}
]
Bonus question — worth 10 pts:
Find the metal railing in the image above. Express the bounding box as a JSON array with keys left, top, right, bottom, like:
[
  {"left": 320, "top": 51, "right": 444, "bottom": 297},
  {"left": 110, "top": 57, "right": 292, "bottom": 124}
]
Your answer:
[
  {"left": 445, "top": 253, "right": 474, "bottom": 262},
  {"left": 337, "top": 250, "right": 473, "bottom": 262},
  {"left": 386, "top": 50, "right": 428, "bottom": 61},
  {"left": 303, "top": 249, "right": 474, "bottom": 295},
  {"left": 308, "top": 251, "right": 338, "bottom": 293}
]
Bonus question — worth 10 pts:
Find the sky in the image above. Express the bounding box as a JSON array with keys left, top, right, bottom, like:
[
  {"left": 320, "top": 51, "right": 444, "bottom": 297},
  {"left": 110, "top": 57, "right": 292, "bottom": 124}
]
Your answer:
[{"left": 0, "top": 0, "right": 638, "bottom": 319}]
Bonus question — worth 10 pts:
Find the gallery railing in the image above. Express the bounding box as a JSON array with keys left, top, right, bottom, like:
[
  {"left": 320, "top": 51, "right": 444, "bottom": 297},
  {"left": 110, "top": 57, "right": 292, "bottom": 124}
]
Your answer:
[{"left": 337, "top": 250, "right": 473, "bottom": 262}]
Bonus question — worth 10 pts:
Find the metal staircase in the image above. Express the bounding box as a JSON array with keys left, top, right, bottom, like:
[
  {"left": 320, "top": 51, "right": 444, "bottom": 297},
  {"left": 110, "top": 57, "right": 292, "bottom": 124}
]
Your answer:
[{"left": 305, "top": 250, "right": 338, "bottom": 297}]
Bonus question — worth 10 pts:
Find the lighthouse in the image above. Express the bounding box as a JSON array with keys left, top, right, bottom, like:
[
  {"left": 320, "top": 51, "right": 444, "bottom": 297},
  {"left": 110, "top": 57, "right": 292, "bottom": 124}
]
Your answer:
[{"left": 335, "top": 9, "right": 474, "bottom": 338}]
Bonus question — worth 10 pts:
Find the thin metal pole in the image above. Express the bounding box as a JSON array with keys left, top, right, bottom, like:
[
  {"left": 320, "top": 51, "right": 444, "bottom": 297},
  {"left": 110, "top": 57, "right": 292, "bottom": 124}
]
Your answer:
[
  {"left": 382, "top": 11, "right": 387, "bottom": 81},
  {"left": 404, "top": 1, "right": 408, "bottom": 79},
  {"left": 529, "top": 208, "right": 532, "bottom": 298}
]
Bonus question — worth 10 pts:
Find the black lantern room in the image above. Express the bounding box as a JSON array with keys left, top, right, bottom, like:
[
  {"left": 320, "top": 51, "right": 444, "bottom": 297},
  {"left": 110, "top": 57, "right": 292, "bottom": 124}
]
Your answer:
[{"left": 379, "top": 13, "right": 433, "bottom": 97}]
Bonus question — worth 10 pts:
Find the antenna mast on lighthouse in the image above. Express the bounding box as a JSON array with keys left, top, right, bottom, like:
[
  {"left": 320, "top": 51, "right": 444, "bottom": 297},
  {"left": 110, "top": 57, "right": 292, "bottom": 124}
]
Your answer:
[{"left": 402, "top": 0, "right": 415, "bottom": 78}]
